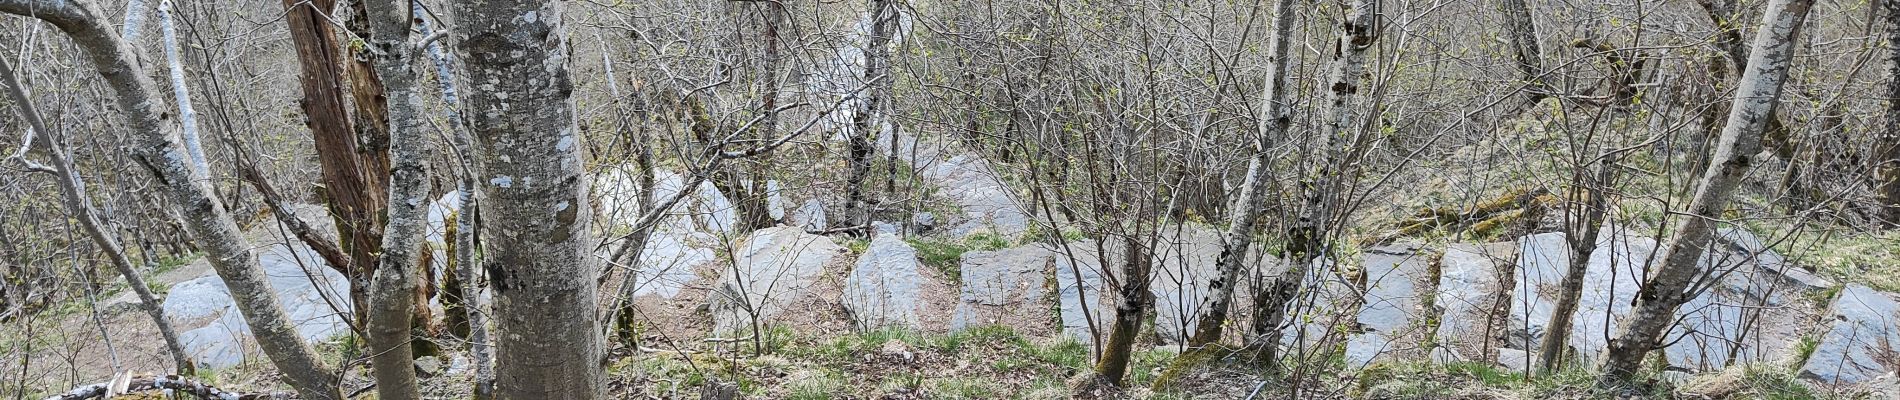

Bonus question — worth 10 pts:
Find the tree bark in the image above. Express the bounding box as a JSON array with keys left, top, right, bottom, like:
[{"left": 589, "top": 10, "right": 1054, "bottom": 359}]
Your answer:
[
  {"left": 410, "top": 2, "right": 495, "bottom": 395},
  {"left": 0, "top": 55, "right": 192, "bottom": 376},
  {"left": 1499, "top": 0, "right": 1545, "bottom": 99},
  {"left": 156, "top": 0, "right": 207, "bottom": 178},
  {"left": 359, "top": 0, "right": 427, "bottom": 397},
  {"left": 341, "top": 0, "right": 394, "bottom": 323},
  {"left": 1878, "top": 0, "right": 1900, "bottom": 228},
  {"left": 843, "top": 0, "right": 894, "bottom": 229},
  {"left": 1184, "top": 0, "right": 1298, "bottom": 351},
  {"left": 449, "top": 0, "right": 605, "bottom": 396},
  {"left": 1093, "top": 234, "right": 1153, "bottom": 385},
  {"left": 0, "top": 0, "right": 342, "bottom": 398},
  {"left": 1535, "top": 155, "right": 1615, "bottom": 372},
  {"left": 1599, "top": 0, "right": 1812, "bottom": 381},
  {"left": 1246, "top": 0, "right": 1381, "bottom": 369}
]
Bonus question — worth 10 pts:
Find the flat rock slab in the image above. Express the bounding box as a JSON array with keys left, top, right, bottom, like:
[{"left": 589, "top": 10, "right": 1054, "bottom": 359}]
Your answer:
[
  {"left": 1052, "top": 240, "right": 1112, "bottom": 342},
  {"left": 950, "top": 245, "right": 1055, "bottom": 333},
  {"left": 1800, "top": 284, "right": 1900, "bottom": 385},
  {"left": 1346, "top": 243, "right": 1435, "bottom": 369},
  {"left": 1431, "top": 242, "right": 1518, "bottom": 364},
  {"left": 844, "top": 233, "right": 933, "bottom": 329},
  {"left": 707, "top": 227, "right": 848, "bottom": 333},
  {"left": 1506, "top": 226, "right": 1812, "bottom": 372},
  {"left": 1148, "top": 225, "right": 1226, "bottom": 343},
  {"left": 164, "top": 235, "right": 352, "bottom": 370},
  {"left": 882, "top": 134, "right": 1030, "bottom": 239}
]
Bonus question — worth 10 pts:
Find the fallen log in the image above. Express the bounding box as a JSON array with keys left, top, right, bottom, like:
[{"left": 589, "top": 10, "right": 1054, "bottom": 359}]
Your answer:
[{"left": 42, "top": 374, "right": 289, "bottom": 400}]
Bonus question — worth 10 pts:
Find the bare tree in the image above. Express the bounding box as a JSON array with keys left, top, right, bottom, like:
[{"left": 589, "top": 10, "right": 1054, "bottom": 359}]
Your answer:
[
  {"left": 1185, "top": 0, "right": 1299, "bottom": 352},
  {"left": 843, "top": 0, "right": 896, "bottom": 230},
  {"left": 1247, "top": 0, "right": 1383, "bottom": 368},
  {"left": 1599, "top": 0, "right": 1814, "bottom": 382},
  {"left": 0, "top": 0, "right": 342, "bottom": 398},
  {"left": 449, "top": 0, "right": 605, "bottom": 396},
  {"left": 0, "top": 54, "right": 191, "bottom": 375}
]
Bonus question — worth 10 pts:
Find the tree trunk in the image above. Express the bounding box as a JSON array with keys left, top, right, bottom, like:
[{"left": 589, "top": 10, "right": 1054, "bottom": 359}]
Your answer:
[
  {"left": 360, "top": 0, "right": 427, "bottom": 397},
  {"left": 1535, "top": 155, "right": 1615, "bottom": 372},
  {"left": 1246, "top": 0, "right": 1381, "bottom": 369},
  {"left": 0, "top": 55, "right": 193, "bottom": 376},
  {"left": 1093, "top": 234, "right": 1153, "bottom": 385},
  {"left": 449, "top": 0, "right": 605, "bottom": 396},
  {"left": 1878, "top": 0, "right": 1900, "bottom": 228},
  {"left": 843, "top": 0, "right": 894, "bottom": 230},
  {"left": 341, "top": 0, "right": 394, "bottom": 324},
  {"left": 1499, "top": 0, "right": 1544, "bottom": 99},
  {"left": 1599, "top": 0, "right": 1812, "bottom": 381},
  {"left": 1183, "top": 0, "right": 1298, "bottom": 351},
  {"left": 0, "top": 0, "right": 342, "bottom": 398},
  {"left": 156, "top": 0, "right": 208, "bottom": 178}
]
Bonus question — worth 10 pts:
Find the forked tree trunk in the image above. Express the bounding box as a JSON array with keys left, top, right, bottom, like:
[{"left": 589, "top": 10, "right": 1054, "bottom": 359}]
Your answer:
[
  {"left": 1246, "top": 0, "right": 1381, "bottom": 369},
  {"left": 0, "top": 55, "right": 192, "bottom": 375},
  {"left": 449, "top": 0, "right": 605, "bottom": 397},
  {"left": 360, "top": 0, "right": 427, "bottom": 397},
  {"left": 1535, "top": 155, "right": 1615, "bottom": 372},
  {"left": 1184, "top": 0, "right": 1298, "bottom": 351},
  {"left": 1599, "top": 0, "right": 1813, "bottom": 381},
  {"left": 0, "top": 0, "right": 341, "bottom": 398}
]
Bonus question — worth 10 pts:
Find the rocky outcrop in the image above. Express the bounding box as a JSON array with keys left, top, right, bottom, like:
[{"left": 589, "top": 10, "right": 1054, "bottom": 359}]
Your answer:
[
  {"left": 792, "top": 199, "right": 827, "bottom": 232},
  {"left": 880, "top": 133, "right": 1030, "bottom": 239},
  {"left": 1800, "top": 284, "right": 1900, "bottom": 385},
  {"left": 1148, "top": 225, "right": 1224, "bottom": 343},
  {"left": 162, "top": 234, "right": 352, "bottom": 369},
  {"left": 1346, "top": 243, "right": 1436, "bottom": 369},
  {"left": 1431, "top": 242, "right": 1517, "bottom": 364},
  {"left": 844, "top": 224, "right": 941, "bottom": 329},
  {"left": 1504, "top": 226, "right": 1812, "bottom": 372},
  {"left": 1051, "top": 240, "right": 1111, "bottom": 342},
  {"left": 707, "top": 227, "right": 849, "bottom": 333},
  {"left": 949, "top": 245, "right": 1055, "bottom": 333}
]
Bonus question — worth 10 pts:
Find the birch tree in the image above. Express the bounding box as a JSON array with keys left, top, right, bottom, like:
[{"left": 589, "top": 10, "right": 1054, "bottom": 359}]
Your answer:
[
  {"left": 843, "top": 0, "right": 896, "bottom": 230},
  {"left": 449, "top": 0, "right": 605, "bottom": 396},
  {"left": 0, "top": 54, "right": 191, "bottom": 375},
  {"left": 1599, "top": 0, "right": 1814, "bottom": 381},
  {"left": 1247, "top": 0, "right": 1382, "bottom": 368},
  {"left": 0, "top": 0, "right": 342, "bottom": 398},
  {"left": 1184, "top": 0, "right": 1299, "bottom": 352}
]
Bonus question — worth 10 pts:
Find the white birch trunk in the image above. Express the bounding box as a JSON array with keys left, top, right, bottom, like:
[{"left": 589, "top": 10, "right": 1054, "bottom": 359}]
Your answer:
[
  {"left": 1184, "top": 0, "right": 1298, "bottom": 350},
  {"left": 155, "top": 0, "right": 207, "bottom": 178},
  {"left": 1598, "top": 0, "right": 1813, "bottom": 380}
]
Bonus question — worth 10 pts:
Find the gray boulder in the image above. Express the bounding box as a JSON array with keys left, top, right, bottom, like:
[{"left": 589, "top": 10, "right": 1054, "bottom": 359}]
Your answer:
[
  {"left": 844, "top": 232, "right": 927, "bottom": 329},
  {"left": 949, "top": 245, "right": 1054, "bottom": 332},
  {"left": 1147, "top": 225, "right": 1224, "bottom": 343},
  {"left": 1431, "top": 242, "right": 1517, "bottom": 363},
  {"left": 707, "top": 227, "right": 848, "bottom": 333},
  {"left": 1346, "top": 243, "right": 1434, "bottom": 369},
  {"left": 1800, "top": 284, "right": 1900, "bottom": 385}
]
